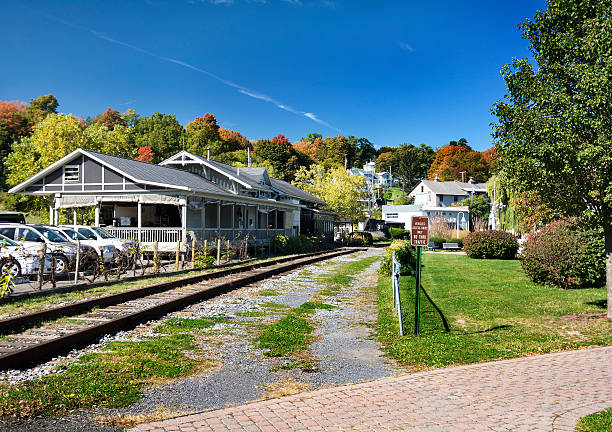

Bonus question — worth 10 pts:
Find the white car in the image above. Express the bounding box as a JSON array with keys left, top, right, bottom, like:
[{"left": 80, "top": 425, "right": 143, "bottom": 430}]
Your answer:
[
  {"left": 0, "top": 224, "right": 77, "bottom": 275},
  {"left": 0, "top": 234, "right": 52, "bottom": 278},
  {"left": 53, "top": 226, "right": 117, "bottom": 264},
  {"left": 60, "top": 225, "right": 135, "bottom": 254}
]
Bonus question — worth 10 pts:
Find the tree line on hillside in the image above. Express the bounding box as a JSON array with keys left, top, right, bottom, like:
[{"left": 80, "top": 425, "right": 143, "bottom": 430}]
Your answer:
[{"left": 0, "top": 94, "right": 495, "bottom": 215}]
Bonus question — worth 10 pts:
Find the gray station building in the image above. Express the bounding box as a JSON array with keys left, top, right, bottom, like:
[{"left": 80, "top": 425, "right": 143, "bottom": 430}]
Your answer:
[{"left": 9, "top": 149, "right": 334, "bottom": 251}]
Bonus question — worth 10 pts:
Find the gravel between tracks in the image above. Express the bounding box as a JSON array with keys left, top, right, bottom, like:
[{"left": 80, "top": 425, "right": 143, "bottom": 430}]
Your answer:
[{"left": 0, "top": 248, "right": 396, "bottom": 431}]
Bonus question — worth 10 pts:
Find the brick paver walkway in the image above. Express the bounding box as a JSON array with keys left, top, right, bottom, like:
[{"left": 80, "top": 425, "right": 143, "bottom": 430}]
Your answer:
[{"left": 131, "top": 346, "right": 612, "bottom": 432}]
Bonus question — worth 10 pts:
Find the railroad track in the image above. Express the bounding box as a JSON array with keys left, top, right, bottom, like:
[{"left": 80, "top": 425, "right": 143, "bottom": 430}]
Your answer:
[{"left": 0, "top": 248, "right": 361, "bottom": 370}]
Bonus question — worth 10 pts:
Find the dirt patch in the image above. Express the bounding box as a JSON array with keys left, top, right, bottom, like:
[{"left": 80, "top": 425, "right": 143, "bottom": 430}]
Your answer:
[
  {"left": 558, "top": 313, "right": 606, "bottom": 321},
  {"left": 96, "top": 404, "right": 195, "bottom": 428},
  {"left": 264, "top": 379, "right": 312, "bottom": 398}
]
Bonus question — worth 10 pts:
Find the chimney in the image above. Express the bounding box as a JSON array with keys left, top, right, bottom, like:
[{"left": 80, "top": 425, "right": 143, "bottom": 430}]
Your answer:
[
  {"left": 434, "top": 174, "right": 440, "bottom": 182},
  {"left": 247, "top": 147, "right": 251, "bottom": 167},
  {"left": 237, "top": 167, "right": 240, "bottom": 176},
  {"left": 206, "top": 147, "right": 211, "bottom": 160}
]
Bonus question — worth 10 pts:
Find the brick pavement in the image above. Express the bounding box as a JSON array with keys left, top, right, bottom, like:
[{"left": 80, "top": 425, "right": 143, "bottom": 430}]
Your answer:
[{"left": 131, "top": 346, "right": 612, "bottom": 432}]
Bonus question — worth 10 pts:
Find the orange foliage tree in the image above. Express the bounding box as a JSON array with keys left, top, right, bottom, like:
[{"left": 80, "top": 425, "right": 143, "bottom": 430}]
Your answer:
[{"left": 134, "top": 146, "right": 155, "bottom": 163}]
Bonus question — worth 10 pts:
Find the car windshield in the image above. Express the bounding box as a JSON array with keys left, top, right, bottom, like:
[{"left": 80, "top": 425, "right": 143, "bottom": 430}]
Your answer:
[
  {"left": 91, "top": 227, "right": 115, "bottom": 239},
  {"left": 0, "top": 234, "right": 17, "bottom": 247},
  {"left": 36, "top": 227, "right": 69, "bottom": 243},
  {"left": 62, "top": 229, "right": 88, "bottom": 241}
]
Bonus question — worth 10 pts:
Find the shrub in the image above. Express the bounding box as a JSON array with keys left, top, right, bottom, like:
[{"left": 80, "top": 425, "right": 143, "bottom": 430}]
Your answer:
[
  {"left": 272, "top": 235, "right": 319, "bottom": 255},
  {"left": 521, "top": 218, "right": 605, "bottom": 289},
  {"left": 345, "top": 232, "right": 373, "bottom": 246},
  {"left": 379, "top": 240, "right": 416, "bottom": 276},
  {"left": 428, "top": 235, "right": 446, "bottom": 248},
  {"left": 390, "top": 228, "right": 410, "bottom": 240},
  {"left": 463, "top": 230, "right": 518, "bottom": 259}
]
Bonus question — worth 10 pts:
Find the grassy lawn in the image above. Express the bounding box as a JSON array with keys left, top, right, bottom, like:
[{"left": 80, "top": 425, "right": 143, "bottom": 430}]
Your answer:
[
  {"left": 577, "top": 408, "right": 612, "bottom": 432},
  {"left": 377, "top": 253, "right": 610, "bottom": 370}
]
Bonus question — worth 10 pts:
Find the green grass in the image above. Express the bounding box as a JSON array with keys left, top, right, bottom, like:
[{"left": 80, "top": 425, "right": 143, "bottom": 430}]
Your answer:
[
  {"left": 270, "top": 358, "right": 319, "bottom": 373},
  {"left": 155, "top": 317, "right": 230, "bottom": 334},
  {"left": 0, "top": 333, "right": 207, "bottom": 417},
  {"left": 255, "top": 301, "right": 333, "bottom": 357},
  {"left": 257, "top": 289, "right": 280, "bottom": 296},
  {"left": 319, "top": 256, "right": 379, "bottom": 296},
  {"left": 577, "top": 408, "right": 612, "bottom": 432},
  {"left": 377, "top": 253, "right": 611, "bottom": 370}
]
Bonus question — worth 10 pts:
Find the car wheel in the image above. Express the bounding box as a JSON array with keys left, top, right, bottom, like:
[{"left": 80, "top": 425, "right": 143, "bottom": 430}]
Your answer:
[
  {"left": 0, "top": 258, "right": 21, "bottom": 278},
  {"left": 54, "top": 255, "right": 69, "bottom": 275}
]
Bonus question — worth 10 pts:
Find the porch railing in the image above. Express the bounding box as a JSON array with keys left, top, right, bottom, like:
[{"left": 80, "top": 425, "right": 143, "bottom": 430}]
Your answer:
[{"left": 105, "top": 226, "right": 294, "bottom": 245}]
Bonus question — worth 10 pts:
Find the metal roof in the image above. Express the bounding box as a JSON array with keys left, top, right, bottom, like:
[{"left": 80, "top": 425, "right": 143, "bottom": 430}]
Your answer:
[
  {"left": 269, "top": 178, "right": 325, "bottom": 205},
  {"left": 85, "top": 151, "right": 234, "bottom": 196}
]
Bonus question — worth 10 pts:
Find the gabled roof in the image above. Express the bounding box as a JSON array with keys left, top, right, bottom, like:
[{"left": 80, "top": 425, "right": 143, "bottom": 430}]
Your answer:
[
  {"left": 8, "top": 149, "right": 234, "bottom": 197},
  {"left": 161, "top": 151, "right": 271, "bottom": 192},
  {"left": 269, "top": 178, "right": 325, "bottom": 205},
  {"left": 410, "top": 179, "right": 489, "bottom": 197}
]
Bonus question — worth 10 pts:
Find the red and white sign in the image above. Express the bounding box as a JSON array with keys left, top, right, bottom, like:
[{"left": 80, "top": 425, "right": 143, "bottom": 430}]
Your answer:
[{"left": 411, "top": 216, "right": 429, "bottom": 247}]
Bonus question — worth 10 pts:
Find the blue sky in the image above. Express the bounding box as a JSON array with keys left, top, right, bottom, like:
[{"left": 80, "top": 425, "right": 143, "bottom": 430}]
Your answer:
[{"left": 1, "top": 1, "right": 545, "bottom": 151}]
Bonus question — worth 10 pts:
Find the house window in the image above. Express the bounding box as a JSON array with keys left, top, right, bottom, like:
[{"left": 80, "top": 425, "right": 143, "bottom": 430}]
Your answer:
[
  {"left": 64, "top": 165, "right": 79, "bottom": 183},
  {"left": 421, "top": 186, "right": 424, "bottom": 192},
  {"left": 454, "top": 196, "right": 458, "bottom": 202}
]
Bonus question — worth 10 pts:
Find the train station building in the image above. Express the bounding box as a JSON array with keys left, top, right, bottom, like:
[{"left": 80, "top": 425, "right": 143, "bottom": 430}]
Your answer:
[{"left": 8, "top": 149, "right": 334, "bottom": 251}]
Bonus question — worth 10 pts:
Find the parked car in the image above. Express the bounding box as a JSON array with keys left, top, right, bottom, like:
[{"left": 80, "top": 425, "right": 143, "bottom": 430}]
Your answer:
[
  {"left": 0, "top": 212, "right": 26, "bottom": 224},
  {"left": 60, "top": 225, "right": 135, "bottom": 254},
  {"left": 53, "top": 226, "right": 117, "bottom": 264},
  {"left": 0, "top": 224, "right": 77, "bottom": 274},
  {"left": 0, "top": 233, "right": 52, "bottom": 278}
]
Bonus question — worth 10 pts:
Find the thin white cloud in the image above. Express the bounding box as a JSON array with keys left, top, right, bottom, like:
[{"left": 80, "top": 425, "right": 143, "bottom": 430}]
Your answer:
[
  {"left": 116, "top": 99, "right": 137, "bottom": 107},
  {"left": 399, "top": 42, "right": 415, "bottom": 52},
  {"left": 208, "top": 0, "right": 234, "bottom": 4},
  {"left": 39, "top": 13, "right": 338, "bottom": 130}
]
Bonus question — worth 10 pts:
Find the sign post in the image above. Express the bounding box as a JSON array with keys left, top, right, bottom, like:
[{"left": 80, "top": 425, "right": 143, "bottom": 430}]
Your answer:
[{"left": 411, "top": 216, "right": 429, "bottom": 335}]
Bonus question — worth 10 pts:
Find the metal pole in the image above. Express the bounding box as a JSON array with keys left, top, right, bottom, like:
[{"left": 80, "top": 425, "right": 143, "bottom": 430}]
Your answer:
[{"left": 415, "top": 246, "right": 422, "bottom": 335}]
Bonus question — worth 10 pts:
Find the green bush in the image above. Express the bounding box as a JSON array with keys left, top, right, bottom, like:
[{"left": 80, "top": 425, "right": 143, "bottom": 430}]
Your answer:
[
  {"left": 379, "top": 240, "right": 416, "bottom": 276},
  {"left": 463, "top": 230, "right": 518, "bottom": 259},
  {"left": 428, "top": 235, "right": 446, "bottom": 248},
  {"left": 272, "top": 235, "right": 319, "bottom": 255},
  {"left": 390, "top": 228, "right": 410, "bottom": 240},
  {"left": 345, "top": 232, "right": 373, "bottom": 246},
  {"left": 521, "top": 218, "right": 605, "bottom": 289}
]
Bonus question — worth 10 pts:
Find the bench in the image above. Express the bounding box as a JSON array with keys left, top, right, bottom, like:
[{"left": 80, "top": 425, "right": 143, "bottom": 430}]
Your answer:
[
  {"left": 442, "top": 242, "right": 460, "bottom": 250},
  {"left": 427, "top": 242, "right": 438, "bottom": 250}
]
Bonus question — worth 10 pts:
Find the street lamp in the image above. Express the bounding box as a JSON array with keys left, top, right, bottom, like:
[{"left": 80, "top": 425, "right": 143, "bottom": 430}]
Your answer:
[{"left": 456, "top": 211, "right": 465, "bottom": 239}]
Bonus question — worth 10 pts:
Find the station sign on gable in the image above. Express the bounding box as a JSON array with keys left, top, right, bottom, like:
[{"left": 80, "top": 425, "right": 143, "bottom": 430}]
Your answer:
[{"left": 411, "top": 216, "right": 429, "bottom": 247}]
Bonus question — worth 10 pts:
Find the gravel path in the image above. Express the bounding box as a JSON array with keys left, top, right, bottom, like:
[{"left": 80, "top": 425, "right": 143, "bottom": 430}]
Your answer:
[{"left": 0, "top": 248, "right": 395, "bottom": 431}]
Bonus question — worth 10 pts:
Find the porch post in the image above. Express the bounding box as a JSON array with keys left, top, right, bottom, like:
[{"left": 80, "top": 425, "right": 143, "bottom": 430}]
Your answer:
[
  {"left": 94, "top": 200, "right": 100, "bottom": 227},
  {"left": 181, "top": 198, "right": 187, "bottom": 243},
  {"left": 49, "top": 201, "right": 54, "bottom": 225},
  {"left": 137, "top": 200, "right": 142, "bottom": 243},
  {"left": 232, "top": 203, "right": 235, "bottom": 229},
  {"left": 54, "top": 206, "right": 59, "bottom": 226}
]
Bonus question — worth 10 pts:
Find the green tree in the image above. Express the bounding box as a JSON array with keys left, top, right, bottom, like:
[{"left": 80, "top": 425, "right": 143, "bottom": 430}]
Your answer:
[
  {"left": 133, "top": 112, "right": 182, "bottom": 161},
  {"left": 293, "top": 164, "right": 367, "bottom": 222},
  {"left": 254, "top": 134, "right": 311, "bottom": 181},
  {"left": 26, "top": 94, "right": 59, "bottom": 124},
  {"left": 491, "top": 0, "right": 612, "bottom": 317},
  {"left": 395, "top": 143, "right": 435, "bottom": 190},
  {"left": 354, "top": 137, "right": 377, "bottom": 167}
]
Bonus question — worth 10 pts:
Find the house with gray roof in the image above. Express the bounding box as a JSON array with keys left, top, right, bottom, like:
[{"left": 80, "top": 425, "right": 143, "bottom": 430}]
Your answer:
[{"left": 9, "top": 149, "right": 333, "bottom": 251}]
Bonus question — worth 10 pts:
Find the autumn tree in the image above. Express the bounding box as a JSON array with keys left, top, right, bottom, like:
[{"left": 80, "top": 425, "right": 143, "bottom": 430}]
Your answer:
[
  {"left": 434, "top": 149, "right": 491, "bottom": 182},
  {"left": 26, "top": 94, "right": 59, "bottom": 124},
  {"left": 491, "top": 0, "right": 612, "bottom": 317},
  {"left": 293, "top": 164, "right": 367, "bottom": 222},
  {"left": 0, "top": 101, "right": 30, "bottom": 184},
  {"left": 94, "top": 108, "right": 126, "bottom": 130},
  {"left": 428, "top": 145, "right": 471, "bottom": 179},
  {"left": 135, "top": 146, "right": 155, "bottom": 163}
]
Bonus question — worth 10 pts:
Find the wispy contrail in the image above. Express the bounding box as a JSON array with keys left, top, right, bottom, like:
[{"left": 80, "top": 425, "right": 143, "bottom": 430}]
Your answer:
[{"left": 38, "top": 11, "right": 339, "bottom": 132}]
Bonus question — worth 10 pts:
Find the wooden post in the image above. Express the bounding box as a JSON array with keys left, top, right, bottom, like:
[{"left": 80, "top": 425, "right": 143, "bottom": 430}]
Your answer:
[
  {"left": 74, "top": 239, "right": 80, "bottom": 284},
  {"left": 203, "top": 239, "right": 208, "bottom": 267},
  {"left": 153, "top": 241, "right": 159, "bottom": 274},
  {"left": 191, "top": 238, "right": 195, "bottom": 268},
  {"left": 175, "top": 241, "right": 180, "bottom": 271},
  {"left": 216, "top": 238, "right": 221, "bottom": 266},
  {"left": 50, "top": 255, "right": 56, "bottom": 289},
  {"left": 37, "top": 245, "right": 46, "bottom": 291}
]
